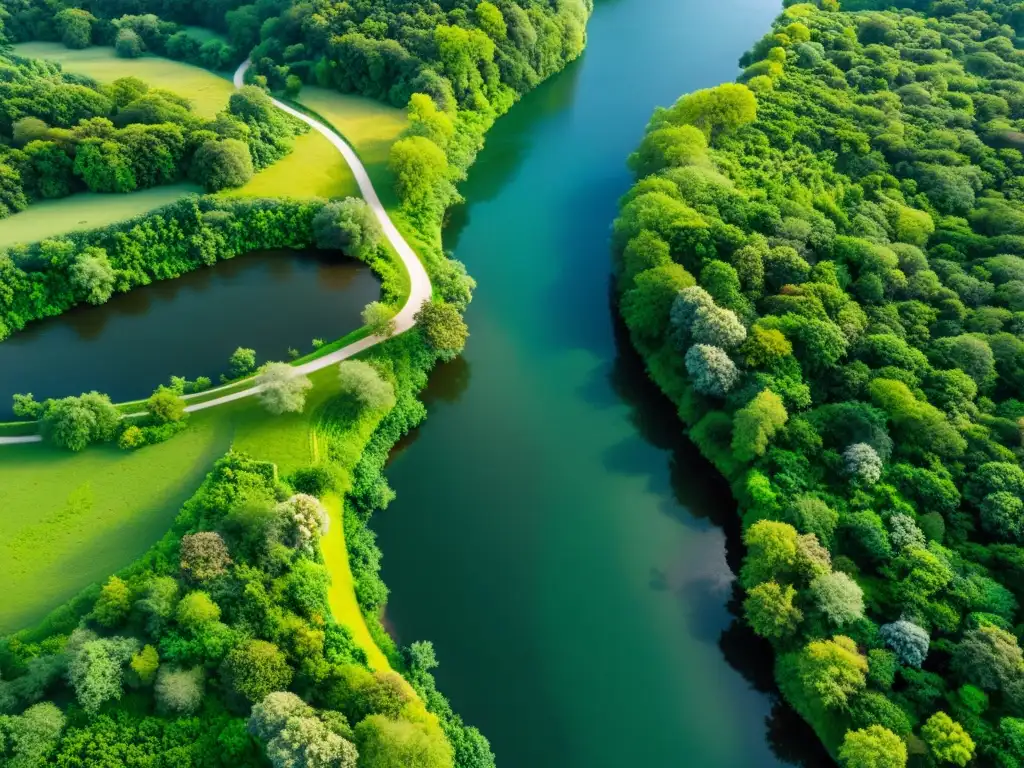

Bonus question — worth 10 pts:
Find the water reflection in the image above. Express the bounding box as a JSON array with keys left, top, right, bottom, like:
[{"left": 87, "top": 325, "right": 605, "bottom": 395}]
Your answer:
[{"left": 0, "top": 249, "right": 379, "bottom": 416}]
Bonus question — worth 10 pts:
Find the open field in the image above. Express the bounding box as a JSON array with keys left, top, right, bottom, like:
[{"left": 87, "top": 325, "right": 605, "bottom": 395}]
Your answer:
[
  {"left": 0, "top": 422, "right": 231, "bottom": 633},
  {"left": 224, "top": 131, "right": 355, "bottom": 199},
  {"left": 12, "top": 42, "right": 236, "bottom": 118},
  {"left": 0, "top": 184, "right": 202, "bottom": 249}
]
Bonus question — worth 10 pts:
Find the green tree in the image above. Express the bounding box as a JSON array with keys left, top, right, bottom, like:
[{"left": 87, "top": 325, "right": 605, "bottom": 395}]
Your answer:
[
  {"left": 794, "top": 635, "right": 868, "bottom": 710},
  {"left": 921, "top": 712, "right": 975, "bottom": 766},
  {"left": 312, "top": 198, "right": 382, "bottom": 260},
  {"left": 362, "top": 301, "right": 396, "bottom": 337},
  {"left": 355, "top": 715, "right": 454, "bottom": 768},
  {"left": 810, "top": 571, "right": 865, "bottom": 627},
  {"left": 337, "top": 360, "right": 396, "bottom": 411},
  {"left": 3, "top": 702, "right": 65, "bottom": 767},
  {"left": 838, "top": 725, "right": 907, "bottom": 768},
  {"left": 390, "top": 136, "right": 453, "bottom": 215},
  {"left": 54, "top": 8, "right": 94, "bottom": 48},
  {"left": 69, "top": 247, "right": 116, "bottom": 305},
  {"left": 67, "top": 634, "right": 140, "bottom": 714},
  {"left": 220, "top": 640, "right": 292, "bottom": 705},
  {"left": 740, "top": 519, "right": 799, "bottom": 588},
  {"left": 175, "top": 591, "right": 221, "bottom": 631},
  {"left": 129, "top": 645, "right": 160, "bottom": 686},
  {"left": 628, "top": 125, "right": 708, "bottom": 178},
  {"left": 41, "top": 392, "right": 120, "bottom": 451},
  {"left": 155, "top": 666, "right": 204, "bottom": 715},
  {"left": 93, "top": 576, "right": 132, "bottom": 628},
  {"left": 256, "top": 363, "right": 313, "bottom": 415},
  {"left": 229, "top": 347, "right": 258, "bottom": 378},
  {"left": 414, "top": 300, "right": 468, "bottom": 361},
  {"left": 191, "top": 139, "right": 254, "bottom": 192},
  {"left": 952, "top": 626, "right": 1023, "bottom": 691},
  {"left": 744, "top": 581, "right": 803, "bottom": 639},
  {"left": 146, "top": 386, "right": 185, "bottom": 424},
  {"left": 665, "top": 83, "right": 757, "bottom": 142},
  {"left": 115, "top": 28, "right": 144, "bottom": 58},
  {"left": 732, "top": 389, "right": 788, "bottom": 462},
  {"left": 622, "top": 264, "right": 695, "bottom": 346}
]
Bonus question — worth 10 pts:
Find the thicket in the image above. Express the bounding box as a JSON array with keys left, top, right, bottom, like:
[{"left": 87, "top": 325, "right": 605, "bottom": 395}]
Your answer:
[
  {"left": 615, "top": 1, "right": 1024, "bottom": 766},
  {"left": 0, "top": 37, "right": 306, "bottom": 214}
]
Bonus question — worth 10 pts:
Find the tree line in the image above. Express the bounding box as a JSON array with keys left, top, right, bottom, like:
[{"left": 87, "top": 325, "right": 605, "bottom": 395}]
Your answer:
[{"left": 615, "top": 1, "right": 1024, "bottom": 766}]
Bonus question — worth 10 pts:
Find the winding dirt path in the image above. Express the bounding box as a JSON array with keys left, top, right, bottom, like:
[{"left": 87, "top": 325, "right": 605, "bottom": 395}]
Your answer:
[{"left": 1, "top": 62, "right": 430, "bottom": 444}]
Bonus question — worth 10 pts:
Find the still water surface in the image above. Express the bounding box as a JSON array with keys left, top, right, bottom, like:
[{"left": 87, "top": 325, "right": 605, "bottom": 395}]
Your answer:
[
  {"left": 0, "top": 250, "right": 377, "bottom": 417},
  {"left": 374, "top": 0, "right": 831, "bottom": 766}
]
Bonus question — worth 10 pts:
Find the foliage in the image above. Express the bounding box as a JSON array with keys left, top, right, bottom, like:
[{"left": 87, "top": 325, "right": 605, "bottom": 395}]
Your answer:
[
  {"left": 312, "top": 198, "right": 382, "bottom": 261},
  {"left": 336, "top": 361, "right": 395, "bottom": 412},
  {"left": 414, "top": 300, "right": 468, "bottom": 362},
  {"left": 257, "top": 362, "right": 313, "bottom": 415},
  {"left": 921, "top": 712, "right": 975, "bottom": 767},
  {"left": 40, "top": 391, "right": 119, "bottom": 451},
  {"left": 613, "top": 0, "right": 1024, "bottom": 759},
  {"left": 838, "top": 725, "right": 906, "bottom": 768}
]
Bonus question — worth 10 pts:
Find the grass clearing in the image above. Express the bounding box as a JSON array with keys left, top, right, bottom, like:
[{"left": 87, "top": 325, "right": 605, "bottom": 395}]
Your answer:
[
  {"left": 321, "top": 494, "right": 393, "bottom": 672},
  {"left": 295, "top": 87, "right": 408, "bottom": 208},
  {"left": 0, "top": 184, "right": 201, "bottom": 249},
  {"left": 13, "top": 42, "right": 235, "bottom": 118},
  {"left": 0, "top": 422, "right": 231, "bottom": 633},
  {"left": 224, "top": 131, "right": 354, "bottom": 200}
]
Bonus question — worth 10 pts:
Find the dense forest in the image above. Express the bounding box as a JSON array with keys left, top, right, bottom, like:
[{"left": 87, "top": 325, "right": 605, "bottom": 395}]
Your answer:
[
  {"left": 614, "top": 0, "right": 1024, "bottom": 766},
  {"left": 0, "top": 46, "right": 306, "bottom": 215}
]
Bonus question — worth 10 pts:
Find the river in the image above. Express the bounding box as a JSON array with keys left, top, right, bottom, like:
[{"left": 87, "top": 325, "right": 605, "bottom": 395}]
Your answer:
[
  {"left": 373, "top": 0, "right": 831, "bottom": 766},
  {"left": 0, "top": 250, "right": 378, "bottom": 417}
]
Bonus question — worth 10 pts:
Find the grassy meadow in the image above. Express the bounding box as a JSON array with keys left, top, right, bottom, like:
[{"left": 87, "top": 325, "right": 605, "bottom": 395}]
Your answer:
[
  {"left": 12, "top": 42, "right": 236, "bottom": 118},
  {"left": 0, "top": 184, "right": 201, "bottom": 249}
]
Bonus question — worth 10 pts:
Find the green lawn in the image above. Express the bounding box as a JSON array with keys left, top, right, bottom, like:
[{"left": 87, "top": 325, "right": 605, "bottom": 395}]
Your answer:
[
  {"left": 12, "top": 42, "right": 236, "bottom": 118},
  {"left": 0, "top": 184, "right": 202, "bottom": 249},
  {"left": 0, "top": 422, "right": 231, "bottom": 633}
]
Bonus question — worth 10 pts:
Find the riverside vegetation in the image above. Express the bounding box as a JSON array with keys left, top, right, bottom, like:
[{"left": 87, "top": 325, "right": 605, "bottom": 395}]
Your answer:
[
  {"left": 614, "top": 0, "right": 1024, "bottom": 766},
  {"left": 0, "top": 0, "right": 592, "bottom": 765}
]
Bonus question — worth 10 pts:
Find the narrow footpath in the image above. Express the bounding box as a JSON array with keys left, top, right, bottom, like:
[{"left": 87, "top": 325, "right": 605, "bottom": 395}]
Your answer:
[{"left": 0, "top": 61, "right": 431, "bottom": 444}]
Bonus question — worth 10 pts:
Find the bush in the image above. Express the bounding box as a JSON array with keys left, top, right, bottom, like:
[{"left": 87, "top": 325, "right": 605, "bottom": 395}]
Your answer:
[
  {"left": 191, "top": 139, "right": 254, "bottom": 192},
  {"left": 337, "top": 361, "right": 396, "bottom": 411}
]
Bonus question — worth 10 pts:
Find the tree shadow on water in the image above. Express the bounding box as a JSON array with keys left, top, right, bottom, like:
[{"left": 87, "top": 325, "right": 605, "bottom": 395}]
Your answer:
[{"left": 599, "top": 291, "right": 834, "bottom": 767}]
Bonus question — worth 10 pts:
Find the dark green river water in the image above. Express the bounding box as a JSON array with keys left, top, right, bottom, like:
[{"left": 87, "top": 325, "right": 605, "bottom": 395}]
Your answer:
[{"left": 374, "top": 0, "right": 832, "bottom": 765}]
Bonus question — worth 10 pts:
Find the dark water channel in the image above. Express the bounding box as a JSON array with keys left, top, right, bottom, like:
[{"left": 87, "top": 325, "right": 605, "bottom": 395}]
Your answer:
[
  {"left": 374, "top": 0, "right": 832, "bottom": 766},
  {"left": 0, "top": 250, "right": 378, "bottom": 417}
]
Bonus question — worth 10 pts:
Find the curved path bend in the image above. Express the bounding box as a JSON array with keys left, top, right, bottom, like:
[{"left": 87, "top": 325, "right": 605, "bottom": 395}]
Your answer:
[{"left": 0, "top": 61, "right": 431, "bottom": 444}]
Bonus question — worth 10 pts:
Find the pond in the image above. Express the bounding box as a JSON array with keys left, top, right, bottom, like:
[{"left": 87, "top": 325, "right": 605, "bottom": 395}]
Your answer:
[{"left": 0, "top": 250, "right": 379, "bottom": 418}]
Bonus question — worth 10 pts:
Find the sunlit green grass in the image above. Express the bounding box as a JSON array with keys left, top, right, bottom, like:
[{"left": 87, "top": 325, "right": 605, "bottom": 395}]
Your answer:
[
  {"left": 12, "top": 42, "right": 236, "bottom": 118},
  {"left": 322, "top": 492, "right": 393, "bottom": 673},
  {"left": 295, "top": 86, "right": 408, "bottom": 208},
  {"left": 0, "top": 422, "right": 232, "bottom": 633},
  {"left": 0, "top": 184, "right": 202, "bottom": 249}
]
